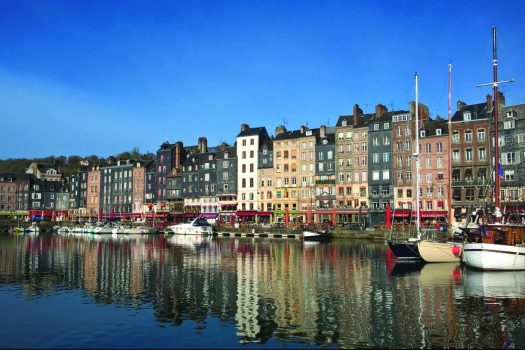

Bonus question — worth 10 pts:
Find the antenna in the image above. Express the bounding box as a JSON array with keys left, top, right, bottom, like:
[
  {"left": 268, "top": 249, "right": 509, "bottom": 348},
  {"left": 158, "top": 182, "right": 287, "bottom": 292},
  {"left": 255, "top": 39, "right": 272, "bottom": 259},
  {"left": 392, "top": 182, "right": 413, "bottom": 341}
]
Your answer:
[{"left": 282, "top": 116, "right": 288, "bottom": 127}]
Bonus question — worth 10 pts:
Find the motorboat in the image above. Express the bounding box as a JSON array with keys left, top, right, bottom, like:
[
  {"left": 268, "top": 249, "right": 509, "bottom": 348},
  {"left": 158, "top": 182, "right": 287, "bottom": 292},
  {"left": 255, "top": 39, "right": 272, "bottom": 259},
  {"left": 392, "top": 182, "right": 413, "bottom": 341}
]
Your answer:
[
  {"left": 301, "top": 230, "right": 331, "bottom": 242},
  {"left": 166, "top": 217, "right": 213, "bottom": 235}
]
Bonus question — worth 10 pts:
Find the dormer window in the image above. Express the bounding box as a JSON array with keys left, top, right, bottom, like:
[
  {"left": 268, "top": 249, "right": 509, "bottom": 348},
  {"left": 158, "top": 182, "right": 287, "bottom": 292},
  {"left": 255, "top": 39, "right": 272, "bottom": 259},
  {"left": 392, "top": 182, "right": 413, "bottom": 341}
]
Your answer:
[
  {"left": 463, "top": 111, "right": 472, "bottom": 121},
  {"left": 373, "top": 123, "right": 379, "bottom": 130},
  {"left": 436, "top": 129, "right": 442, "bottom": 136},
  {"left": 420, "top": 130, "right": 426, "bottom": 137},
  {"left": 507, "top": 110, "right": 517, "bottom": 119},
  {"left": 342, "top": 120, "right": 347, "bottom": 127}
]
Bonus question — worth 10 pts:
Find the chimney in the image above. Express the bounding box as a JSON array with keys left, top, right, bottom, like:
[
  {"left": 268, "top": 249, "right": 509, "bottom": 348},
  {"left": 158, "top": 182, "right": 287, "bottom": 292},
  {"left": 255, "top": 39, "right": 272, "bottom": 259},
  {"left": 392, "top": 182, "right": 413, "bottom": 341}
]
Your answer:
[
  {"left": 486, "top": 94, "right": 493, "bottom": 111},
  {"left": 275, "top": 125, "right": 286, "bottom": 137},
  {"left": 375, "top": 104, "right": 387, "bottom": 119},
  {"left": 320, "top": 125, "right": 326, "bottom": 138},
  {"left": 353, "top": 104, "right": 362, "bottom": 126},
  {"left": 175, "top": 141, "right": 184, "bottom": 169},
  {"left": 300, "top": 125, "right": 306, "bottom": 134},
  {"left": 240, "top": 123, "right": 249, "bottom": 133},
  {"left": 457, "top": 100, "right": 466, "bottom": 111},
  {"left": 198, "top": 137, "right": 207, "bottom": 153},
  {"left": 498, "top": 91, "right": 505, "bottom": 106}
]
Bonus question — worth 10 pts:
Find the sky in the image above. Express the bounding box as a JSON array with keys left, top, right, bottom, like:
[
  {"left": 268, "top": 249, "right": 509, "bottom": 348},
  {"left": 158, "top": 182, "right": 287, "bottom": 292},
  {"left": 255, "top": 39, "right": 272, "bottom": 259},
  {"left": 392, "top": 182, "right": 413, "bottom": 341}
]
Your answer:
[{"left": 0, "top": 0, "right": 524, "bottom": 159}]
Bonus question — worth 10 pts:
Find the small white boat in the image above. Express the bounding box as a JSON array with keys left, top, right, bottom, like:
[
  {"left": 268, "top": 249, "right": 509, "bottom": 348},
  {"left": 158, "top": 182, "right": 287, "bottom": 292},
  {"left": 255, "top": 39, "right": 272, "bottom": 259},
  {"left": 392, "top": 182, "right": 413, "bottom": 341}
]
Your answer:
[
  {"left": 25, "top": 223, "right": 40, "bottom": 233},
  {"left": 301, "top": 230, "right": 331, "bottom": 242},
  {"left": 166, "top": 217, "right": 213, "bottom": 235}
]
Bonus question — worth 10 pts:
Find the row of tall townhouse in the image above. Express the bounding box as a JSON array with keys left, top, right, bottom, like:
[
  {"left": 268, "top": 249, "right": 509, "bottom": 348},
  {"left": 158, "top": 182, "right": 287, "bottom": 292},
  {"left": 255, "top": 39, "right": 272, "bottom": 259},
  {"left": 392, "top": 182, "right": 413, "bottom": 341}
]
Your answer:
[{"left": 2, "top": 92, "right": 524, "bottom": 227}]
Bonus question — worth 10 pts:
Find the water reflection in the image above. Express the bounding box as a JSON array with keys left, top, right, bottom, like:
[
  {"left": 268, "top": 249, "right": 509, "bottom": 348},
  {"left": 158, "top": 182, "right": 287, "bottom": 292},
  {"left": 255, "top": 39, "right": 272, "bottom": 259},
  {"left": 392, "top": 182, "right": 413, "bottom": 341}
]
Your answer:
[{"left": 0, "top": 233, "right": 524, "bottom": 348}]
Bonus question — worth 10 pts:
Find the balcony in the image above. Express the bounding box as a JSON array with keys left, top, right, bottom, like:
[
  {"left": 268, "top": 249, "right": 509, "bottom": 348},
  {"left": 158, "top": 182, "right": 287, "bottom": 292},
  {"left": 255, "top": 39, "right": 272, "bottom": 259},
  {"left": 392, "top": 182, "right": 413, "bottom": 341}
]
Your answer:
[
  {"left": 451, "top": 179, "right": 486, "bottom": 186},
  {"left": 315, "top": 179, "right": 336, "bottom": 185}
]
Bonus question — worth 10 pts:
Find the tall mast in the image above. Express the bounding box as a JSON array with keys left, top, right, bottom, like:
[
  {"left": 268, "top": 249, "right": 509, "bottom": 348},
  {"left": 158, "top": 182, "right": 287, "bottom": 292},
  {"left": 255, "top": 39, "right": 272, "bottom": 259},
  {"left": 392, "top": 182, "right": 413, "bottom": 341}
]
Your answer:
[
  {"left": 492, "top": 26, "right": 501, "bottom": 209},
  {"left": 415, "top": 72, "right": 420, "bottom": 236},
  {"left": 447, "top": 64, "right": 453, "bottom": 231},
  {"left": 476, "top": 26, "right": 514, "bottom": 209}
]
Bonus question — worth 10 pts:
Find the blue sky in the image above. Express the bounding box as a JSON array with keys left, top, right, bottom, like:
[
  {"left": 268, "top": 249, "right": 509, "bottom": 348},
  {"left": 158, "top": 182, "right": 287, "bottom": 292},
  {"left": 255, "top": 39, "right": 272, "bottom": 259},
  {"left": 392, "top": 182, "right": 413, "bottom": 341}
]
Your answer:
[{"left": 0, "top": 0, "right": 524, "bottom": 159}]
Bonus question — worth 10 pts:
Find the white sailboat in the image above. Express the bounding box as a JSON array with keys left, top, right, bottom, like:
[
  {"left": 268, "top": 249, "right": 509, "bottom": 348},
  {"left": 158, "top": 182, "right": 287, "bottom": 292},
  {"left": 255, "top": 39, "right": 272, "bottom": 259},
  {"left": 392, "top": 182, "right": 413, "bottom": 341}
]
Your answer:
[{"left": 461, "top": 27, "right": 525, "bottom": 271}]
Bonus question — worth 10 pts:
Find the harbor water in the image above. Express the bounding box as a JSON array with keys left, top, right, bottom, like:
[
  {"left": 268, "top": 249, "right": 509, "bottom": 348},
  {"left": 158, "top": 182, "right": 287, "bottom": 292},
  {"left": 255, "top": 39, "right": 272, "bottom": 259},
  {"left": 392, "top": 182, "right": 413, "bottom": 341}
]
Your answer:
[{"left": 0, "top": 232, "right": 524, "bottom": 349}]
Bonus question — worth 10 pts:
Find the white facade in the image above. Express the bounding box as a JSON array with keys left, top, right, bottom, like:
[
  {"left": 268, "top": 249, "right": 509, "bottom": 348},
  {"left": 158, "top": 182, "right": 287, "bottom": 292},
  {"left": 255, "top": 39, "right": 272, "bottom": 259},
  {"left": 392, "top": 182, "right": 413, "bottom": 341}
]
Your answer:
[{"left": 237, "top": 134, "right": 260, "bottom": 212}]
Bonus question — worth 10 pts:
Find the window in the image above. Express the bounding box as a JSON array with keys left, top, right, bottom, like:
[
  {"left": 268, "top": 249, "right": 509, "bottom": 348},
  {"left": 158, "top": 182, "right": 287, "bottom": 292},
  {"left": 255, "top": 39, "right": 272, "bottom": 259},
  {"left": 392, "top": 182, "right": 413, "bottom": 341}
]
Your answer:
[
  {"left": 437, "top": 173, "right": 444, "bottom": 181},
  {"left": 425, "top": 144, "right": 431, "bottom": 153},
  {"left": 425, "top": 173, "right": 432, "bottom": 183},
  {"left": 250, "top": 138, "right": 254, "bottom": 145},
  {"left": 504, "top": 152, "right": 516, "bottom": 165},
  {"left": 372, "top": 171, "right": 379, "bottom": 180},
  {"left": 463, "top": 111, "right": 471, "bottom": 121},
  {"left": 504, "top": 120, "right": 515, "bottom": 129},
  {"left": 420, "top": 130, "right": 426, "bottom": 137},
  {"left": 374, "top": 123, "right": 379, "bottom": 130},
  {"left": 397, "top": 128, "right": 402, "bottom": 137},
  {"left": 505, "top": 170, "right": 514, "bottom": 181},
  {"left": 436, "top": 129, "right": 442, "bottom": 136},
  {"left": 382, "top": 170, "right": 389, "bottom": 180},
  {"left": 436, "top": 142, "right": 443, "bottom": 152},
  {"left": 452, "top": 132, "right": 460, "bottom": 143},
  {"left": 383, "top": 136, "right": 390, "bottom": 145},
  {"left": 383, "top": 153, "right": 389, "bottom": 163},
  {"left": 478, "top": 148, "right": 486, "bottom": 161},
  {"left": 373, "top": 138, "right": 379, "bottom": 146},
  {"left": 384, "top": 122, "right": 390, "bottom": 129},
  {"left": 478, "top": 129, "right": 486, "bottom": 141},
  {"left": 452, "top": 149, "right": 460, "bottom": 161},
  {"left": 452, "top": 169, "right": 460, "bottom": 181},
  {"left": 437, "top": 157, "right": 443, "bottom": 168},
  {"left": 465, "top": 130, "right": 473, "bottom": 142},
  {"left": 373, "top": 153, "right": 379, "bottom": 163}
]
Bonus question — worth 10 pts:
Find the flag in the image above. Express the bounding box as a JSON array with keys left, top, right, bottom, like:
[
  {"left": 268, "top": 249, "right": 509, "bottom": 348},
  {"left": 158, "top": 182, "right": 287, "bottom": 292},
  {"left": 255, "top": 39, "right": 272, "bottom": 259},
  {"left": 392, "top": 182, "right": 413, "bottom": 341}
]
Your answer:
[{"left": 498, "top": 163, "right": 504, "bottom": 179}]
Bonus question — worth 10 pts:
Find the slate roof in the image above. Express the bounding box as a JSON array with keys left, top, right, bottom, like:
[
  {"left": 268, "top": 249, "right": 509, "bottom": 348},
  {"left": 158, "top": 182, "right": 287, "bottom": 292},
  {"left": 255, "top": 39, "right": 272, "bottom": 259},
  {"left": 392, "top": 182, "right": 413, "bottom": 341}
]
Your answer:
[{"left": 451, "top": 102, "right": 491, "bottom": 122}]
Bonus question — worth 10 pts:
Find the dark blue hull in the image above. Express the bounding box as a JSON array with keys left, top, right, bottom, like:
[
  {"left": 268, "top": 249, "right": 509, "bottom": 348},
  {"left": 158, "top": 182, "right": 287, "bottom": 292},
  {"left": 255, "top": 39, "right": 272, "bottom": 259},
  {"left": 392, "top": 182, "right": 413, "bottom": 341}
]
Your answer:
[{"left": 387, "top": 240, "right": 421, "bottom": 260}]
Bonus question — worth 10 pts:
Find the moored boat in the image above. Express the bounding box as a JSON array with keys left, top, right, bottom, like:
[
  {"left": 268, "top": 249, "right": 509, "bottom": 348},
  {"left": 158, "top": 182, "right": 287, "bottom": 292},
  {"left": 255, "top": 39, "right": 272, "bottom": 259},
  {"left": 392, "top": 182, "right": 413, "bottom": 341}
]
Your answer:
[
  {"left": 301, "top": 230, "right": 331, "bottom": 242},
  {"left": 417, "top": 240, "right": 462, "bottom": 263},
  {"left": 166, "top": 217, "right": 213, "bottom": 235}
]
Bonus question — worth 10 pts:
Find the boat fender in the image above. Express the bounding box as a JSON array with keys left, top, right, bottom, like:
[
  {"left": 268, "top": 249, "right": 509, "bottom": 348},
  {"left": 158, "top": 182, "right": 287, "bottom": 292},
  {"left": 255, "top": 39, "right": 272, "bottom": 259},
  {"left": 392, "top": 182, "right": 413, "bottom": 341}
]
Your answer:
[{"left": 452, "top": 245, "right": 461, "bottom": 256}]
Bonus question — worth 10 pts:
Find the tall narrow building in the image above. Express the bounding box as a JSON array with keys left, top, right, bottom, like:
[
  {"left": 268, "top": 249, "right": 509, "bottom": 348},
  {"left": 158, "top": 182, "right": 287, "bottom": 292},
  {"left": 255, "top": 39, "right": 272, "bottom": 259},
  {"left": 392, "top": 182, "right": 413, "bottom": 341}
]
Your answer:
[{"left": 236, "top": 124, "right": 271, "bottom": 223}]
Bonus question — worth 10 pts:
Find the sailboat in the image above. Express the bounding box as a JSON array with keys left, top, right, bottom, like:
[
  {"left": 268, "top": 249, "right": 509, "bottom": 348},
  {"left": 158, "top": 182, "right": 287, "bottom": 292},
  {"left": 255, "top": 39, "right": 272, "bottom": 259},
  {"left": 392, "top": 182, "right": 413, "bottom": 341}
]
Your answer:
[
  {"left": 386, "top": 72, "right": 422, "bottom": 260},
  {"left": 461, "top": 27, "right": 525, "bottom": 270},
  {"left": 417, "top": 64, "right": 463, "bottom": 263}
]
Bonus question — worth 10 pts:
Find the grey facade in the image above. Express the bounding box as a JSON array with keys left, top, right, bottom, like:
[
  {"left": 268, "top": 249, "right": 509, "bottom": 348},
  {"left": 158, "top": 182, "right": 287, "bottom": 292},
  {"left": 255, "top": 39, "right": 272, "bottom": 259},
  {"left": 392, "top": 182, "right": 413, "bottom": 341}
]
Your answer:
[
  {"left": 499, "top": 103, "right": 525, "bottom": 208},
  {"left": 315, "top": 126, "right": 336, "bottom": 210},
  {"left": 216, "top": 144, "right": 238, "bottom": 196},
  {"left": 68, "top": 169, "right": 87, "bottom": 209},
  {"left": 368, "top": 109, "right": 393, "bottom": 226},
  {"left": 99, "top": 160, "right": 135, "bottom": 217},
  {"left": 145, "top": 161, "right": 156, "bottom": 204},
  {"left": 182, "top": 152, "right": 218, "bottom": 199}
]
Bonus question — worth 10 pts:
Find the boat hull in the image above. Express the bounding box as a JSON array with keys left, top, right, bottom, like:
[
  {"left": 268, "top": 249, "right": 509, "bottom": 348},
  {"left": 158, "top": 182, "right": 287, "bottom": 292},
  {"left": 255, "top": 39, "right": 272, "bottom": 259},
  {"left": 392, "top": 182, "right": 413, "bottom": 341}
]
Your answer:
[
  {"left": 302, "top": 231, "right": 331, "bottom": 241},
  {"left": 387, "top": 240, "right": 420, "bottom": 260},
  {"left": 463, "top": 243, "right": 525, "bottom": 270},
  {"left": 417, "top": 240, "right": 462, "bottom": 263}
]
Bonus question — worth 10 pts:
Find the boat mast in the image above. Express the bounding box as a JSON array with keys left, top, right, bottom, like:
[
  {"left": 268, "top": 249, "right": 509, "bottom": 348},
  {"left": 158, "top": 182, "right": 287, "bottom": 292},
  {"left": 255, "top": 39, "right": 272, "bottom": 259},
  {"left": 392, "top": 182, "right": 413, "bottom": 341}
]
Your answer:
[
  {"left": 447, "top": 64, "right": 453, "bottom": 231},
  {"left": 476, "top": 26, "right": 514, "bottom": 210},
  {"left": 492, "top": 26, "right": 501, "bottom": 209},
  {"left": 415, "top": 72, "right": 421, "bottom": 237}
]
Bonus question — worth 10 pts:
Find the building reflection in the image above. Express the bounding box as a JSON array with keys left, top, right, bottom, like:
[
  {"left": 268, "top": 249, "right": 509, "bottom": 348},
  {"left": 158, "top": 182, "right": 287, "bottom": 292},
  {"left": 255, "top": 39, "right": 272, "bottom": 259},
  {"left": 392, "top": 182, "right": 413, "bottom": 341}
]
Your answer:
[{"left": 0, "top": 233, "right": 524, "bottom": 348}]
